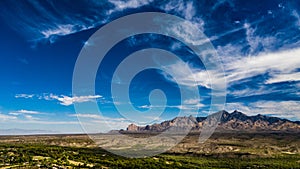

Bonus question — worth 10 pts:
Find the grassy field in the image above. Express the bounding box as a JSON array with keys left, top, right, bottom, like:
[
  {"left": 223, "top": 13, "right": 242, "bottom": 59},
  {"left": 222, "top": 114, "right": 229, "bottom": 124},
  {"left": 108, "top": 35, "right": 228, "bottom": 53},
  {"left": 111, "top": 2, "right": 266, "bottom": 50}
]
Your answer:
[{"left": 0, "top": 132, "right": 299, "bottom": 168}]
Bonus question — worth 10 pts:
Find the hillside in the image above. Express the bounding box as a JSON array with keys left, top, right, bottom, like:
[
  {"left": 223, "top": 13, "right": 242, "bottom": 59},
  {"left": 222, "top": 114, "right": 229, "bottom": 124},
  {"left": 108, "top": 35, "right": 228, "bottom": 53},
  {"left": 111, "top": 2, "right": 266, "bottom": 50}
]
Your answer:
[{"left": 126, "top": 110, "right": 300, "bottom": 132}]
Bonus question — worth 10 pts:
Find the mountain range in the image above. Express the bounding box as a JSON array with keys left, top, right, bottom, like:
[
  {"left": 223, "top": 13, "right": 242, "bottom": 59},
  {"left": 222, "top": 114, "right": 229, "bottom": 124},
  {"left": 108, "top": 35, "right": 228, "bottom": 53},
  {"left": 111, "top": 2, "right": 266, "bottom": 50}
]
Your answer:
[{"left": 126, "top": 110, "right": 300, "bottom": 132}]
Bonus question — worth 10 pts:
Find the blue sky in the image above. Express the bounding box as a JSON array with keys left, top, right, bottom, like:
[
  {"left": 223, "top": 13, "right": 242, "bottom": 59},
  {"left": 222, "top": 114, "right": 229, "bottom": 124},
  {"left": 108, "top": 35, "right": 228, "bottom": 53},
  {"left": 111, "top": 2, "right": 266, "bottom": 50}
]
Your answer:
[{"left": 0, "top": 0, "right": 300, "bottom": 134}]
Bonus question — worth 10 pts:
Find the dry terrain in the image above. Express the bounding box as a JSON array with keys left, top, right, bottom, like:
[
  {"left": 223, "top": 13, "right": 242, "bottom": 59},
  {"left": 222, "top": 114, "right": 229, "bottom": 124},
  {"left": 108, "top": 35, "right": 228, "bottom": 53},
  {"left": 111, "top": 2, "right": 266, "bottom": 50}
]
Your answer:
[{"left": 0, "top": 132, "right": 299, "bottom": 168}]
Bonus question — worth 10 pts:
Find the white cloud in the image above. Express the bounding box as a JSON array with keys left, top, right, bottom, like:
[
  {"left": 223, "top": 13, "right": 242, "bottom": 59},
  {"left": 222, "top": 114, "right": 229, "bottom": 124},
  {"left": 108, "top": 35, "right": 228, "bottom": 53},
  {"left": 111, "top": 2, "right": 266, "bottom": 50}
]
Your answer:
[
  {"left": 163, "top": 14, "right": 270, "bottom": 57},
  {"left": 162, "top": 0, "right": 197, "bottom": 21},
  {"left": 292, "top": 10, "right": 300, "bottom": 28},
  {"left": 23, "top": 115, "right": 39, "bottom": 120},
  {"left": 89, "top": 119, "right": 130, "bottom": 131},
  {"left": 138, "top": 102, "right": 204, "bottom": 111},
  {"left": 160, "top": 60, "right": 226, "bottom": 89},
  {"left": 41, "top": 24, "right": 74, "bottom": 39},
  {"left": 13, "top": 120, "right": 79, "bottom": 125},
  {"left": 0, "top": 111, "right": 78, "bottom": 125},
  {"left": 225, "top": 48, "right": 300, "bottom": 85},
  {"left": 216, "top": 44, "right": 243, "bottom": 60},
  {"left": 225, "top": 102, "right": 252, "bottom": 113},
  {"left": 164, "top": 48, "right": 300, "bottom": 88},
  {"left": 0, "top": 111, "right": 79, "bottom": 125},
  {"left": 70, "top": 113, "right": 102, "bottom": 119},
  {"left": 161, "top": 61, "right": 210, "bottom": 88},
  {"left": 108, "top": 0, "right": 153, "bottom": 14},
  {"left": 226, "top": 101, "right": 300, "bottom": 120},
  {"left": 69, "top": 113, "right": 131, "bottom": 131},
  {"left": 243, "top": 22, "right": 276, "bottom": 55},
  {"left": 181, "top": 99, "right": 205, "bottom": 110},
  {"left": 229, "top": 86, "right": 277, "bottom": 97},
  {"left": 159, "top": 0, "right": 209, "bottom": 47},
  {"left": 0, "top": 1, "right": 112, "bottom": 44},
  {"left": 46, "top": 94, "right": 102, "bottom": 106},
  {"left": 174, "top": 104, "right": 204, "bottom": 110},
  {"left": 8, "top": 110, "right": 44, "bottom": 121},
  {"left": 265, "top": 72, "right": 300, "bottom": 84},
  {"left": 183, "top": 99, "right": 200, "bottom": 105},
  {"left": 166, "top": 20, "right": 206, "bottom": 46},
  {"left": 0, "top": 113, "right": 17, "bottom": 121},
  {"left": 70, "top": 113, "right": 126, "bottom": 121},
  {"left": 9, "top": 109, "right": 43, "bottom": 115},
  {"left": 40, "top": 24, "right": 94, "bottom": 43},
  {"left": 15, "top": 93, "right": 104, "bottom": 106},
  {"left": 15, "top": 94, "right": 34, "bottom": 99}
]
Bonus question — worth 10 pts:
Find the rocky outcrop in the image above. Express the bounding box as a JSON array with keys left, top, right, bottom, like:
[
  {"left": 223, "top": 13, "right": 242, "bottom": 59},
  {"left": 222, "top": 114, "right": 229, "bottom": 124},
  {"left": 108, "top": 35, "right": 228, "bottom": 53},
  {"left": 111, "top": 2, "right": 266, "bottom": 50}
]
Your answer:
[
  {"left": 126, "top": 110, "right": 300, "bottom": 132},
  {"left": 127, "top": 124, "right": 140, "bottom": 131}
]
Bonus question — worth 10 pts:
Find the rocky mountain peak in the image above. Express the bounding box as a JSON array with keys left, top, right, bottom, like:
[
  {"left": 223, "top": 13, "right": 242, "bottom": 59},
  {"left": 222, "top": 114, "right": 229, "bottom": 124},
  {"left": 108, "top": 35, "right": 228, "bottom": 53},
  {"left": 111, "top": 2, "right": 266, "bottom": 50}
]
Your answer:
[{"left": 125, "top": 110, "right": 300, "bottom": 132}]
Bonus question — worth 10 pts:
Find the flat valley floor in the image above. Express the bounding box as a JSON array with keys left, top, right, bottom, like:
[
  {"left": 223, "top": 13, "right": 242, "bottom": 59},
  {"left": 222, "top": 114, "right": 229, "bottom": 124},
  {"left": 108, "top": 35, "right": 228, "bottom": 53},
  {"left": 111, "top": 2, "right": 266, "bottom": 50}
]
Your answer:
[{"left": 0, "top": 132, "right": 299, "bottom": 168}]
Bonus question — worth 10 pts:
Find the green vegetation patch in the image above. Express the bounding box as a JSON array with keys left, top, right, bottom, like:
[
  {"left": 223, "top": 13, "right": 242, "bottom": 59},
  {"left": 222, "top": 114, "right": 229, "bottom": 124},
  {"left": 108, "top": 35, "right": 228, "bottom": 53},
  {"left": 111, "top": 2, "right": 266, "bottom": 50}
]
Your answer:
[{"left": 0, "top": 143, "right": 299, "bottom": 169}]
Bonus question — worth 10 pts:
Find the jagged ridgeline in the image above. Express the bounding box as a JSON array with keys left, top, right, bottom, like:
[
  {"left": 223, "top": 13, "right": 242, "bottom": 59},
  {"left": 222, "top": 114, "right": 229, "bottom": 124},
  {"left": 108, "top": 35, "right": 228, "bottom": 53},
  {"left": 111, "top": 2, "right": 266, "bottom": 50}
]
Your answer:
[{"left": 125, "top": 110, "right": 300, "bottom": 132}]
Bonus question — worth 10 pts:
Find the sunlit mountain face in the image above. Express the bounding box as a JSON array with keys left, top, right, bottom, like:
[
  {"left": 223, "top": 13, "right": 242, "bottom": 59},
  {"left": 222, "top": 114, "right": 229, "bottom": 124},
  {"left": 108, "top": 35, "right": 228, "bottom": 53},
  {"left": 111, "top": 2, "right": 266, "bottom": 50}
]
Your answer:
[{"left": 0, "top": 0, "right": 299, "bottom": 134}]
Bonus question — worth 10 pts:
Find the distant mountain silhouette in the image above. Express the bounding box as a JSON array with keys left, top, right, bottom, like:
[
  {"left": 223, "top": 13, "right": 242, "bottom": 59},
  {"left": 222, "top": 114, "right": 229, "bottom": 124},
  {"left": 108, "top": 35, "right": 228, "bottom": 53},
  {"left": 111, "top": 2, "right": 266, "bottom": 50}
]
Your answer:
[{"left": 126, "top": 110, "right": 300, "bottom": 132}]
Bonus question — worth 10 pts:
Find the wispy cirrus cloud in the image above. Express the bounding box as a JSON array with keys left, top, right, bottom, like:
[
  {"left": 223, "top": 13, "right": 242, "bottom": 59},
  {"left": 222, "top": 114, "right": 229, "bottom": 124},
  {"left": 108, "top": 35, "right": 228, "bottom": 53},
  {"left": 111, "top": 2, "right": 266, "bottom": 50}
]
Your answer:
[
  {"left": 225, "top": 48, "right": 300, "bottom": 85},
  {"left": 9, "top": 109, "right": 44, "bottom": 116},
  {"left": 15, "top": 94, "right": 35, "bottom": 99},
  {"left": 8, "top": 109, "right": 46, "bottom": 121},
  {"left": 69, "top": 113, "right": 126, "bottom": 121},
  {"left": 39, "top": 24, "right": 95, "bottom": 43},
  {"left": 70, "top": 113, "right": 102, "bottom": 119},
  {"left": 0, "top": 0, "right": 158, "bottom": 44},
  {"left": 15, "top": 93, "right": 103, "bottom": 106},
  {"left": 41, "top": 24, "right": 76, "bottom": 39},
  {"left": 45, "top": 94, "right": 102, "bottom": 106},
  {"left": 161, "top": 47, "right": 300, "bottom": 90},
  {"left": 1, "top": 110, "right": 79, "bottom": 125},
  {"left": 243, "top": 22, "right": 277, "bottom": 55},
  {"left": 69, "top": 113, "right": 131, "bottom": 131},
  {"left": 161, "top": 0, "right": 198, "bottom": 21},
  {"left": 228, "top": 86, "right": 277, "bottom": 98},
  {"left": 159, "top": 8, "right": 300, "bottom": 91},
  {"left": 291, "top": 10, "right": 300, "bottom": 27},
  {"left": 138, "top": 104, "right": 204, "bottom": 111},
  {"left": 265, "top": 72, "right": 300, "bottom": 84},
  {"left": 165, "top": 19, "right": 207, "bottom": 46},
  {"left": 108, "top": 0, "right": 153, "bottom": 14},
  {"left": 0, "top": 1, "right": 111, "bottom": 43},
  {"left": 160, "top": 60, "right": 224, "bottom": 89},
  {"left": 225, "top": 101, "right": 300, "bottom": 120},
  {"left": 11, "top": 119, "right": 79, "bottom": 125},
  {"left": 138, "top": 98, "right": 204, "bottom": 112},
  {"left": 0, "top": 113, "right": 17, "bottom": 121},
  {"left": 23, "top": 115, "right": 39, "bottom": 121}
]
